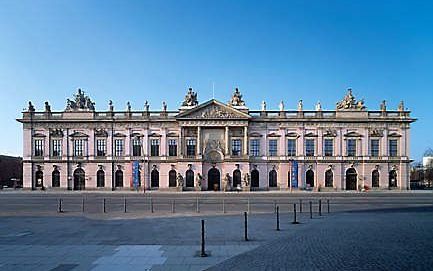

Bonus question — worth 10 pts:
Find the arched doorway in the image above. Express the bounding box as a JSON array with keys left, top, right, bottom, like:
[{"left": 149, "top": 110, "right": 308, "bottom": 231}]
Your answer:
[
  {"left": 52, "top": 169, "right": 60, "bottom": 187},
  {"left": 151, "top": 169, "right": 159, "bottom": 188},
  {"left": 208, "top": 167, "right": 220, "bottom": 191},
  {"left": 306, "top": 169, "right": 314, "bottom": 188},
  {"left": 372, "top": 170, "right": 380, "bottom": 188},
  {"left": 269, "top": 170, "right": 277, "bottom": 188},
  {"left": 73, "top": 168, "right": 85, "bottom": 190},
  {"left": 168, "top": 170, "right": 177, "bottom": 187},
  {"left": 97, "top": 169, "right": 105, "bottom": 187},
  {"left": 346, "top": 168, "right": 357, "bottom": 190},
  {"left": 35, "top": 170, "right": 44, "bottom": 188},
  {"left": 115, "top": 170, "right": 123, "bottom": 188},
  {"left": 325, "top": 170, "right": 333, "bottom": 187},
  {"left": 251, "top": 169, "right": 259, "bottom": 188},
  {"left": 389, "top": 170, "right": 397, "bottom": 188},
  {"left": 233, "top": 169, "right": 241, "bottom": 188},
  {"left": 186, "top": 169, "right": 194, "bottom": 188}
]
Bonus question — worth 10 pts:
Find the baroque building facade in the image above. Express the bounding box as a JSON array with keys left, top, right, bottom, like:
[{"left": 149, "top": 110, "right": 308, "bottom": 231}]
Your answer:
[{"left": 18, "top": 88, "right": 415, "bottom": 191}]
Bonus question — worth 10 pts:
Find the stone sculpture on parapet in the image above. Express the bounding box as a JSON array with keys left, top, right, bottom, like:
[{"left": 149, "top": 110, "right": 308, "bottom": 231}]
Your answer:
[
  {"left": 336, "top": 88, "right": 366, "bottom": 111},
  {"left": 182, "top": 87, "right": 198, "bottom": 107},
  {"left": 65, "top": 88, "right": 95, "bottom": 111}
]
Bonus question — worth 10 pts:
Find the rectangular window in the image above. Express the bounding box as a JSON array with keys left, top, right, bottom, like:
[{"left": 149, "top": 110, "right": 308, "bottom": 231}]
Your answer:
[
  {"left": 389, "top": 139, "right": 398, "bottom": 157},
  {"left": 150, "top": 139, "right": 159, "bottom": 156},
  {"left": 250, "top": 139, "right": 260, "bottom": 157},
  {"left": 34, "top": 139, "right": 44, "bottom": 157},
  {"left": 287, "top": 139, "right": 296, "bottom": 156},
  {"left": 269, "top": 139, "right": 278, "bottom": 156},
  {"left": 231, "top": 139, "right": 241, "bottom": 156},
  {"left": 324, "top": 139, "right": 333, "bottom": 157},
  {"left": 96, "top": 139, "right": 106, "bottom": 157},
  {"left": 114, "top": 139, "right": 124, "bottom": 157},
  {"left": 168, "top": 139, "right": 177, "bottom": 157},
  {"left": 370, "top": 139, "right": 380, "bottom": 157},
  {"left": 186, "top": 138, "right": 196, "bottom": 157},
  {"left": 347, "top": 139, "right": 357, "bottom": 157},
  {"left": 132, "top": 138, "right": 142, "bottom": 157},
  {"left": 73, "top": 139, "right": 85, "bottom": 157},
  {"left": 51, "top": 139, "right": 62, "bottom": 157},
  {"left": 305, "top": 139, "right": 315, "bottom": 156}
]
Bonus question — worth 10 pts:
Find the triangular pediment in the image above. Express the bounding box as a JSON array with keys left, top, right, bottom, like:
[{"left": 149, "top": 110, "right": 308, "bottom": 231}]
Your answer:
[{"left": 177, "top": 99, "right": 250, "bottom": 119}]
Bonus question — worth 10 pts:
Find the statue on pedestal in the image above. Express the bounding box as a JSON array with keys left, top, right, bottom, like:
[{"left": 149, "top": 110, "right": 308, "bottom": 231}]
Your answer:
[
  {"left": 279, "top": 101, "right": 284, "bottom": 111},
  {"left": 176, "top": 173, "right": 184, "bottom": 189},
  {"left": 28, "top": 101, "right": 35, "bottom": 112},
  {"left": 315, "top": 101, "right": 322, "bottom": 111},
  {"left": 398, "top": 101, "right": 405, "bottom": 112},
  {"left": 223, "top": 173, "right": 231, "bottom": 192},
  {"left": 261, "top": 101, "right": 266, "bottom": 111},
  {"left": 195, "top": 173, "right": 203, "bottom": 191},
  {"left": 44, "top": 101, "right": 51, "bottom": 112},
  {"left": 182, "top": 88, "right": 198, "bottom": 107},
  {"left": 298, "top": 100, "right": 303, "bottom": 111},
  {"left": 229, "top": 88, "right": 246, "bottom": 106},
  {"left": 336, "top": 88, "right": 366, "bottom": 111}
]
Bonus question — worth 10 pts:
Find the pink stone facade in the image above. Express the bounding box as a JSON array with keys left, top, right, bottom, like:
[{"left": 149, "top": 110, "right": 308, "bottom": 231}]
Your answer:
[{"left": 18, "top": 88, "right": 415, "bottom": 191}]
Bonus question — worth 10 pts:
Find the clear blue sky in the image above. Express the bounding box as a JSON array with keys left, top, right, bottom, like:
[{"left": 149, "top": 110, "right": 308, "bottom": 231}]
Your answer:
[{"left": 0, "top": 0, "right": 432, "bottom": 161}]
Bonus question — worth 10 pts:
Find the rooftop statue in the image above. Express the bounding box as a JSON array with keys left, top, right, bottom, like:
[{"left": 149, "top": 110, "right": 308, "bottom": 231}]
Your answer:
[
  {"left": 336, "top": 88, "right": 366, "bottom": 111},
  {"left": 279, "top": 101, "right": 284, "bottom": 111},
  {"left": 261, "top": 101, "right": 266, "bottom": 111},
  {"left": 182, "top": 87, "right": 198, "bottom": 107},
  {"left": 28, "top": 101, "right": 35, "bottom": 112},
  {"left": 144, "top": 100, "right": 149, "bottom": 111},
  {"left": 65, "top": 88, "right": 95, "bottom": 111},
  {"left": 380, "top": 100, "right": 386, "bottom": 111},
  {"left": 398, "top": 101, "right": 405, "bottom": 112},
  {"left": 229, "top": 88, "right": 246, "bottom": 106},
  {"left": 44, "top": 101, "right": 51, "bottom": 112},
  {"left": 298, "top": 100, "right": 303, "bottom": 111},
  {"left": 315, "top": 101, "right": 322, "bottom": 111}
]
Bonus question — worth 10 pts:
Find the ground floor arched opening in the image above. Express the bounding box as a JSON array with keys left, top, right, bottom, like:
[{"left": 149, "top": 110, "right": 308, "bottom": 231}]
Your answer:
[
  {"left": 73, "top": 168, "right": 85, "bottom": 190},
  {"left": 208, "top": 167, "right": 220, "bottom": 191},
  {"left": 306, "top": 169, "right": 314, "bottom": 188},
  {"left": 346, "top": 168, "right": 357, "bottom": 190},
  {"left": 251, "top": 169, "right": 259, "bottom": 188}
]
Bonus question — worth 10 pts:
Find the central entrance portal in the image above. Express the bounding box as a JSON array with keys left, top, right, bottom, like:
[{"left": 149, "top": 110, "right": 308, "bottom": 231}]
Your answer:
[
  {"left": 208, "top": 167, "right": 221, "bottom": 191},
  {"left": 346, "top": 168, "right": 357, "bottom": 190}
]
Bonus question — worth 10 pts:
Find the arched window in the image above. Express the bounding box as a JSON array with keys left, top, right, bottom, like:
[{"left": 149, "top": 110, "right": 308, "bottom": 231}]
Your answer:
[
  {"left": 186, "top": 169, "right": 194, "bottom": 187},
  {"left": 251, "top": 169, "right": 259, "bottom": 188},
  {"left": 233, "top": 169, "right": 241, "bottom": 188},
  {"left": 151, "top": 169, "right": 159, "bottom": 188},
  {"left": 97, "top": 169, "right": 105, "bottom": 188},
  {"left": 168, "top": 170, "right": 177, "bottom": 187},
  {"left": 306, "top": 169, "right": 314, "bottom": 188},
  {"left": 269, "top": 169, "right": 277, "bottom": 187},
  {"left": 73, "top": 168, "right": 85, "bottom": 190},
  {"left": 325, "top": 170, "right": 333, "bottom": 187},
  {"left": 52, "top": 169, "right": 60, "bottom": 187},
  {"left": 389, "top": 170, "right": 397, "bottom": 188},
  {"left": 115, "top": 169, "right": 123, "bottom": 187},
  {"left": 35, "top": 170, "right": 44, "bottom": 188},
  {"left": 372, "top": 170, "right": 380, "bottom": 188}
]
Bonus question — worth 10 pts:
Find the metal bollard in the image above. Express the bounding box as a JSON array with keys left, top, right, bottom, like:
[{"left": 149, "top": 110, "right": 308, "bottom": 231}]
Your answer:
[
  {"left": 244, "top": 211, "right": 249, "bottom": 241},
  {"left": 82, "top": 198, "right": 85, "bottom": 213},
  {"left": 292, "top": 203, "right": 299, "bottom": 224},
  {"left": 196, "top": 197, "right": 200, "bottom": 213},
  {"left": 327, "top": 199, "right": 330, "bottom": 213},
  {"left": 172, "top": 200, "right": 175, "bottom": 213},
  {"left": 276, "top": 206, "right": 280, "bottom": 231},
  {"left": 200, "top": 219, "right": 207, "bottom": 257},
  {"left": 319, "top": 199, "right": 322, "bottom": 216},
  {"left": 150, "top": 197, "right": 154, "bottom": 213},
  {"left": 124, "top": 197, "right": 127, "bottom": 213},
  {"left": 222, "top": 199, "right": 226, "bottom": 213},
  {"left": 299, "top": 199, "right": 302, "bottom": 213},
  {"left": 58, "top": 198, "right": 63, "bottom": 213},
  {"left": 103, "top": 198, "right": 106, "bottom": 213},
  {"left": 309, "top": 201, "right": 313, "bottom": 219}
]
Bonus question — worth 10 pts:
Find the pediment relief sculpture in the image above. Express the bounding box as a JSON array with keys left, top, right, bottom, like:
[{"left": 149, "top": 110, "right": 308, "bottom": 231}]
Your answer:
[
  {"left": 50, "top": 129, "right": 64, "bottom": 137},
  {"left": 65, "top": 88, "right": 95, "bottom": 112},
  {"left": 344, "top": 131, "right": 363, "bottom": 137},
  {"left": 286, "top": 132, "right": 299, "bottom": 137},
  {"left": 267, "top": 132, "right": 281, "bottom": 137},
  {"left": 70, "top": 131, "right": 89, "bottom": 138},
  {"left": 336, "top": 88, "right": 366, "bottom": 111},
  {"left": 323, "top": 129, "right": 337, "bottom": 137},
  {"left": 388, "top": 132, "right": 402, "bottom": 137},
  {"left": 130, "top": 132, "right": 143, "bottom": 138},
  {"left": 304, "top": 132, "right": 317, "bottom": 137},
  {"left": 178, "top": 100, "right": 249, "bottom": 119},
  {"left": 204, "top": 139, "right": 223, "bottom": 154},
  {"left": 166, "top": 132, "right": 179, "bottom": 137},
  {"left": 149, "top": 132, "right": 162, "bottom": 137},
  {"left": 113, "top": 132, "right": 126, "bottom": 138},
  {"left": 248, "top": 132, "right": 263, "bottom": 137},
  {"left": 369, "top": 129, "right": 384, "bottom": 137},
  {"left": 33, "top": 132, "right": 46, "bottom": 137},
  {"left": 95, "top": 129, "right": 108, "bottom": 137}
]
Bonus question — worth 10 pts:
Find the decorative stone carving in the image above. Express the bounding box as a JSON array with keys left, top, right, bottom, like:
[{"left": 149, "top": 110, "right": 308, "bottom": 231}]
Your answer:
[
  {"left": 126, "top": 102, "right": 131, "bottom": 112},
  {"left": 197, "top": 105, "right": 238, "bottom": 119},
  {"left": 223, "top": 173, "right": 231, "bottom": 191},
  {"left": 109, "top": 100, "right": 114, "bottom": 112},
  {"left": 279, "top": 101, "right": 284, "bottom": 111},
  {"left": 229, "top": 88, "right": 245, "bottom": 106},
  {"left": 195, "top": 173, "right": 203, "bottom": 191},
  {"left": 398, "top": 101, "right": 405, "bottom": 112},
  {"left": 261, "top": 101, "right": 266, "bottom": 111},
  {"left": 144, "top": 100, "right": 149, "bottom": 111},
  {"left": 336, "top": 88, "right": 366, "bottom": 111},
  {"left": 182, "top": 87, "right": 198, "bottom": 107},
  {"left": 28, "top": 101, "right": 35, "bottom": 112},
  {"left": 65, "top": 88, "right": 95, "bottom": 111},
  {"left": 315, "top": 101, "right": 322, "bottom": 111},
  {"left": 204, "top": 140, "right": 223, "bottom": 154},
  {"left": 380, "top": 100, "right": 386, "bottom": 111},
  {"left": 95, "top": 128, "right": 108, "bottom": 137},
  {"left": 44, "top": 101, "right": 51, "bottom": 112},
  {"left": 162, "top": 101, "right": 167, "bottom": 111},
  {"left": 298, "top": 100, "right": 303, "bottom": 111},
  {"left": 323, "top": 129, "right": 337, "bottom": 137},
  {"left": 242, "top": 173, "right": 250, "bottom": 187},
  {"left": 176, "top": 173, "right": 184, "bottom": 188},
  {"left": 50, "top": 129, "right": 63, "bottom": 137},
  {"left": 369, "top": 129, "right": 384, "bottom": 137}
]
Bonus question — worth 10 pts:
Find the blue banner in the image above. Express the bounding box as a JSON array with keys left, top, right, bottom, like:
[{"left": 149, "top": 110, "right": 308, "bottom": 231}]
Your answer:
[
  {"left": 132, "top": 161, "right": 140, "bottom": 188},
  {"left": 291, "top": 161, "right": 298, "bottom": 188}
]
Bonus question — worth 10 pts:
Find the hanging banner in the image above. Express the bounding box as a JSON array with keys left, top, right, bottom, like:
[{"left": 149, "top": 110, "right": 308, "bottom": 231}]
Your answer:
[
  {"left": 291, "top": 161, "right": 298, "bottom": 188},
  {"left": 132, "top": 161, "right": 140, "bottom": 188}
]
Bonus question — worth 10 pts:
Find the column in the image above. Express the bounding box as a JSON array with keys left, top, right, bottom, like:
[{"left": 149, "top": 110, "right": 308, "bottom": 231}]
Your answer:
[
  {"left": 179, "top": 127, "right": 184, "bottom": 157},
  {"left": 225, "top": 126, "right": 229, "bottom": 156},
  {"left": 243, "top": 126, "right": 248, "bottom": 156},
  {"left": 197, "top": 126, "right": 201, "bottom": 155}
]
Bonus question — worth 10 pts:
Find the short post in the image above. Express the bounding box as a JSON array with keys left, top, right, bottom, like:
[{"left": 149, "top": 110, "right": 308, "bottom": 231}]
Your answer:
[
  {"left": 82, "top": 197, "right": 85, "bottom": 213},
  {"left": 222, "top": 199, "right": 225, "bottom": 213},
  {"left": 319, "top": 199, "right": 322, "bottom": 216},
  {"left": 244, "top": 211, "right": 249, "bottom": 241},
  {"left": 299, "top": 199, "right": 302, "bottom": 213},
  {"left": 103, "top": 198, "right": 106, "bottom": 213},
  {"left": 327, "top": 199, "right": 330, "bottom": 213},
  {"left": 292, "top": 203, "right": 299, "bottom": 224},
  {"left": 276, "top": 206, "right": 280, "bottom": 231},
  {"left": 172, "top": 200, "right": 175, "bottom": 213},
  {"left": 150, "top": 197, "right": 154, "bottom": 213},
  {"left": 309, "top": 201, "right": 313, "bottom": 219},
  {"left": 247, "top": 198, "right": 251, "bottom": 214},
  {"left": 196, "top": 197, "right": 200, "bottom": 213},
  {"left": 58, "top": 198, "right": 63, "bottom": 213},
  {"left": 200, "top": 219, "right": 207, "bottom": 257},
  {"left": 123, "top": 197, "right": 127, "bottom": 213},
  {"left": 274, "top": 200, "right": 277, "bottom": 213}
]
